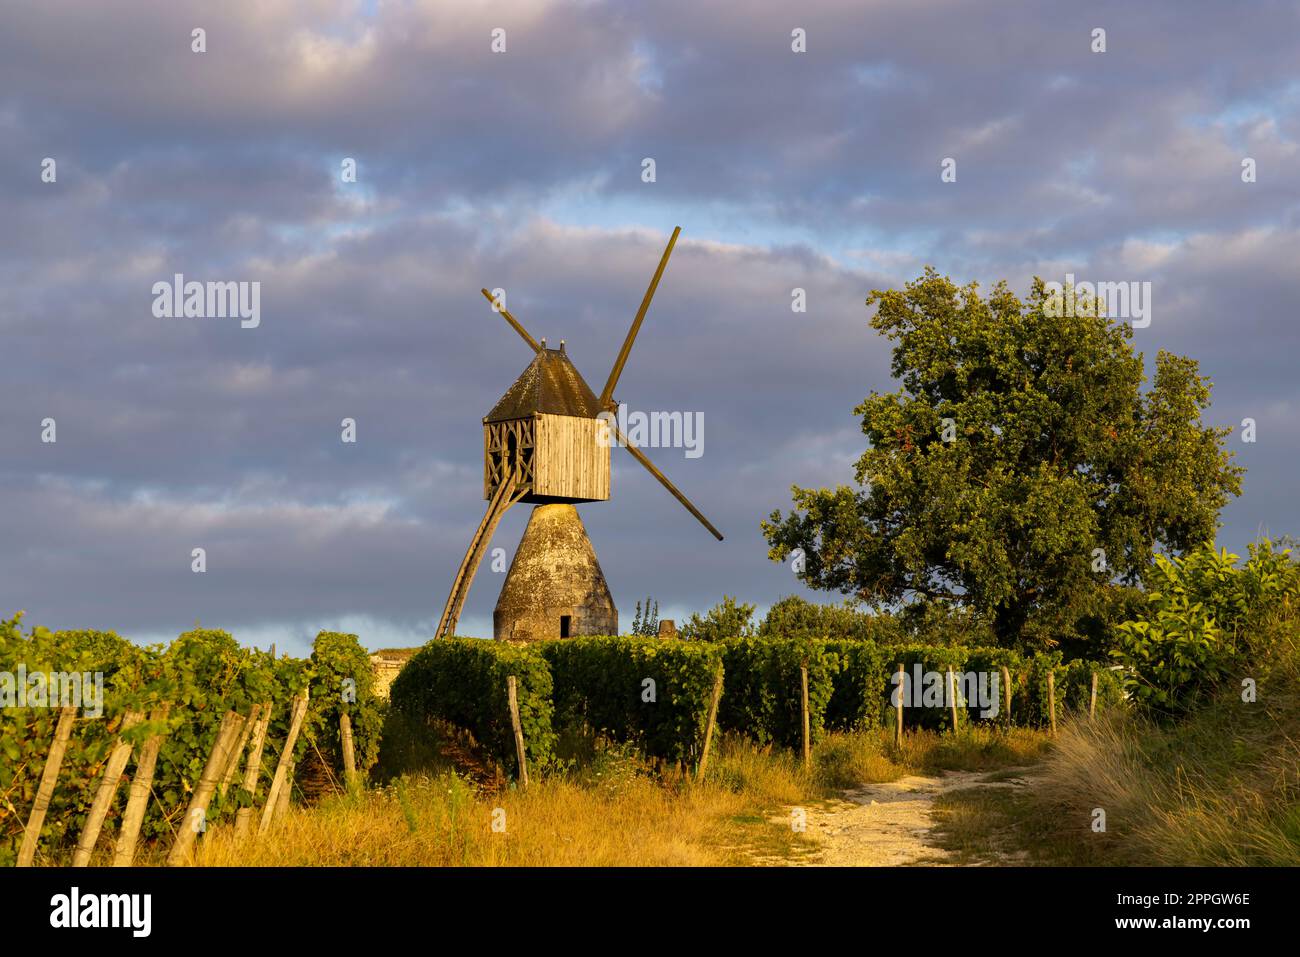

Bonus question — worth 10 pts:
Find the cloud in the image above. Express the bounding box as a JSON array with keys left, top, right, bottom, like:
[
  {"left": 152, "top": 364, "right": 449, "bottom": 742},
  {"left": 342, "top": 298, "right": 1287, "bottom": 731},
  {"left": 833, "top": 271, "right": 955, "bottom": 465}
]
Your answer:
[{"left": 1, "top": 0, "right": 1297, "bottom": 651}]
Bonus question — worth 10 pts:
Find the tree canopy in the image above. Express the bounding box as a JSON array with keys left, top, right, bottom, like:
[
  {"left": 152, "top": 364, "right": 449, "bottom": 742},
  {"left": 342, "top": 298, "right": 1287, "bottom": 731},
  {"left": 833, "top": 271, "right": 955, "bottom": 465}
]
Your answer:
[{"left": 762, "top": 268, "right": 1243, "bottom": 648}]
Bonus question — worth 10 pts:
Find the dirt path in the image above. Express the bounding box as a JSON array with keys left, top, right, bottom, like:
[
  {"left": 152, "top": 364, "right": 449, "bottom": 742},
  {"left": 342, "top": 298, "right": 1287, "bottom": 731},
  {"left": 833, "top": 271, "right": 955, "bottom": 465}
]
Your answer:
[{"left": 760, "top": 769, "right": 1033, "bottom": 866}]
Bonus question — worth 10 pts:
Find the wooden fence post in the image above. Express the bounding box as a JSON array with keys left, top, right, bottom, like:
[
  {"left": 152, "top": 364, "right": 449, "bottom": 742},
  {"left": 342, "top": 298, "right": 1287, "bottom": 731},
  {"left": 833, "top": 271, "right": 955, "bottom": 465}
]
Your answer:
[
  {"left": 259, "top": 693, "right": 309, "bottom": 835},
  {"left": 276, "top": 757, "right": 294, "bottom": 821},
  {"left": 947, "top": 666, "right": 959, "bottom": 733},
  {"left": 1001, "top": 666, "right": 1012, "bottom": 725},
  {"left": 234, "top": 702, "right": 272, "bottom": 838},
  {"left": 219, "top": 702, "right": 260, "bottom": 797},
  {"left": 1089, "top": 671, "right": 1098, "bottom": 720},
  {"left": 800, "top": 664, "right": 811, "bottom": 772},
  {"left": 506, "top": 675, "right": 529, "bottom": 789},
  {"left": 17, "top": 705, "right": 79, "bottom": 867},
  {"left": 72, "top": 710, "right": 144, "bottom": 866},
  {"left": 696, "top": 665, "right": 725, "bottom": 780},
  {"left": 340, "top": 712, "right": 357, "bottom": 789},
  {"left": 167, "top": 710, "right": 247, "bottom": 865},
  {"left": 1047, "top": 670, "right": 1057, "bottom": 736},
  {"left": 113, "top": 703, "right": 171, "bottom": 866},
  {"left": 894, "top": 663, "right": 904, "bottom": 748}
]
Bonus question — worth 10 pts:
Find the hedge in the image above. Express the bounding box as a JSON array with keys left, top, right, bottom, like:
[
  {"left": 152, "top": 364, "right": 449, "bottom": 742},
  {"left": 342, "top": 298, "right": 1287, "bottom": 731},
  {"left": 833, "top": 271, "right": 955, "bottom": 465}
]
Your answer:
[
  {"left": 717, "top": 637, "right": 838, "bottom": 748},
  {"left": 389, "top": 638, "right": 555, "bottom": 776},
  {"left": 815, "top": 640, "right": 1123, "bottom": 734},
  {"left": 539, "top": 636, "right": 723, "bottom": 763}
]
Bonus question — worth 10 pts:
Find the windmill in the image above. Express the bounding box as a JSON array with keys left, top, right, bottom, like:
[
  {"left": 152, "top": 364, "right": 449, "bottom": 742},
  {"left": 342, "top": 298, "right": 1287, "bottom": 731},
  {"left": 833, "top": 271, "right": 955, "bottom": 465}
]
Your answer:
[{"left": 435, "top": 226, "right": 722, "bottom": 641}]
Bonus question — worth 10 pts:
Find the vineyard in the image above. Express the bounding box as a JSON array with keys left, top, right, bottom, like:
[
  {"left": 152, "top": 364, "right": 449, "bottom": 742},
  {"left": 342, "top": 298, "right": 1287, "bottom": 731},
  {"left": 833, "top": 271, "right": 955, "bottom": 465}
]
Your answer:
[
  {"left": 390, "top": 633, "right": 1122, "bottom": 778},
  {"left": 0, "top": 614, "right": 383, "bottom": 866},
  {"left": 2, "top": 603, "right": 1126, "bottom": 868}
]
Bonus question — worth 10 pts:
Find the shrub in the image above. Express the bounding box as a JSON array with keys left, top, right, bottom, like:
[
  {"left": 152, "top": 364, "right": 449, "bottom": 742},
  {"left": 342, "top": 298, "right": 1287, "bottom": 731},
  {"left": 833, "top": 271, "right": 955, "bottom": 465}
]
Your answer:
[
  {"left": 540, "top": 636, "right": 723, "bottom": 763},
  {"left": 303, "top": 631, "right": 385, "bottom": 789},
  {"left": 389, "top": 638, "right": 555, "bottom": 776},
  {"left": 759, "top": 595, "right": 905, "bottom": 644},
  {"left": 1112, "top": 541, "right": 1300, "bottom": 715},
  {"left": 679, "top": 596, "right": 756, "bottom": 641},
  {"left": 717, "top": 637, "right": 837, "bottom": 748}
]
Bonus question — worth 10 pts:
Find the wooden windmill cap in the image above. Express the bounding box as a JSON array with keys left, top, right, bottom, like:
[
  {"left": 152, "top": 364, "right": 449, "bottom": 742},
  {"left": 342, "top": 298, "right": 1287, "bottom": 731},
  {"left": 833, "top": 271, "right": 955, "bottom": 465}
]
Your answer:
[{"left": 484, "top": 346, "right": 604, "bottom": 423}]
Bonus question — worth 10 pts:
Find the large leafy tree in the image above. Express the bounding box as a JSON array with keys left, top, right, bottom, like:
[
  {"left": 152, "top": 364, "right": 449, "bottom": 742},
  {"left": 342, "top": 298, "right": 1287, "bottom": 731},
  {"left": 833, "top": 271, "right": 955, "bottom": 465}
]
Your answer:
[{"left": 762, "top": 269, "right": 1243, "bottom": 648}]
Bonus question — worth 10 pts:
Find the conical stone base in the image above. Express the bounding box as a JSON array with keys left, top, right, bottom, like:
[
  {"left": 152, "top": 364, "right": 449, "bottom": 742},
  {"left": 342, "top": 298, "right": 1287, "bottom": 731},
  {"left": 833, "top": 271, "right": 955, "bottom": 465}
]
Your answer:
[{"left": 494, "top": 504, "right": 617, "bottom": 642}]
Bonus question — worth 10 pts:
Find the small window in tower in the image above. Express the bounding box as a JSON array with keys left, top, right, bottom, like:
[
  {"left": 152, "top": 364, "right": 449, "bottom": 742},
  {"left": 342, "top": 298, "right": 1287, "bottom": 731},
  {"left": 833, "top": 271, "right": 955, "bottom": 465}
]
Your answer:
[{"left": 560, "top": 615, "right": 571, "bottom": 638}]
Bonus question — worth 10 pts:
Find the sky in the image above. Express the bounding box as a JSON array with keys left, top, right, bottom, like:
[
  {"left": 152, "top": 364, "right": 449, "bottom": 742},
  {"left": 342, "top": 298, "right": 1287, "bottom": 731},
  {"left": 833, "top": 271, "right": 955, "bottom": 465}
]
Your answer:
[{"left": 2, "top": 0, "right": 1298, "bottom": 655}]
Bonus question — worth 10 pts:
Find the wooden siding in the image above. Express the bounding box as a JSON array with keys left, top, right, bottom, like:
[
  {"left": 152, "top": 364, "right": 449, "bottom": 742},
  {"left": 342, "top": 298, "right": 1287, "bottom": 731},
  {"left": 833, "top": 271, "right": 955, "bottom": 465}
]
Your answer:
[{"left": 533, "top": 413, "right": 610, "bottom": 501}]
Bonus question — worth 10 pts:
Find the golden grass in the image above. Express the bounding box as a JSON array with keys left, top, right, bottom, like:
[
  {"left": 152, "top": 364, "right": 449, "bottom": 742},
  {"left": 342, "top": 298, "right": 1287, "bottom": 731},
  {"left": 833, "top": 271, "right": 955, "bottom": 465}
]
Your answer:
[
  {"left": 191, "top": 725, "right": 1054, "bottom": 867},
  {"left": 1025, "top": 703, "right": 1300, "bottom": 866}
]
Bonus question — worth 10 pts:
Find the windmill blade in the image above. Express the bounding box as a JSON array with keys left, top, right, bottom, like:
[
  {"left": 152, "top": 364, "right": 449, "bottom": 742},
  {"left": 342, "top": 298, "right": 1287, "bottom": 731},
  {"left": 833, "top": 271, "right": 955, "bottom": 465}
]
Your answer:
[
  {"left": 480, "top": 288, "right": 541, "bottom": 353},
  {"left": 598, "top": 227, "right": 681, "bottom": 408},
  {"left": 613, "top": 424, "right": 723, "bottom": 541}
]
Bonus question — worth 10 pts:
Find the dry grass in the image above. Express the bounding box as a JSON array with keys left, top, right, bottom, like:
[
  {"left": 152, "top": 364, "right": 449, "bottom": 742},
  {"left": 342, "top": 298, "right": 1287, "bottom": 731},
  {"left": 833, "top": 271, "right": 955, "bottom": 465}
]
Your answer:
[
  {"left": 1025, "top": 702, "right": 1300, "bottom": 866},
  {"left": 196, "top": 734, "right": 809, "bottom": 867},
  {"left": 190, "top": 725, "right": 1053, "bottom": 867}
]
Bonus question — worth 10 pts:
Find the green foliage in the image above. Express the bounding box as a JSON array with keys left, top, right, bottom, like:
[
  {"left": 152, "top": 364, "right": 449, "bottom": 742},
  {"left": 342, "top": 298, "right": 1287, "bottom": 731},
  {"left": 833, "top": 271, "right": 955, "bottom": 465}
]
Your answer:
[
  {"left": 716, "top": 637, "right": 837, "bottom": 748},
  {"left": 389, "top": 638, "right": 556, "bottom": 776},
  {"left": 0, "top": 616, "right": 154, "bottom": 865},
  {"left": 0, "top": 619, "right": 313, "bottom": 863},
  {"left": 762, "top": 268, "right": 1243, "bottom": 648},
  {"left": 896, "top": 600, "right": 997, "bottom": 647},
  {"left": 630, "top": 598, "right": 660, "bottom": 637},
  {"left": 679, "top": 596, "right": 756, "bottom": 641},
  {"left": 305, "top": 631, "right": 385, "bottom": 783},
  {"left": 540, "top": 636, "right": 723, "bottom": 763},
  {"left": 1112, "top": 541, "right": 1300, "bottom": 715},
  {"left": 823, "top": 639, "right": 894, "bottom": 730},
  {"left": 759, "top": 595, "right": 905, "bottom": 643}
]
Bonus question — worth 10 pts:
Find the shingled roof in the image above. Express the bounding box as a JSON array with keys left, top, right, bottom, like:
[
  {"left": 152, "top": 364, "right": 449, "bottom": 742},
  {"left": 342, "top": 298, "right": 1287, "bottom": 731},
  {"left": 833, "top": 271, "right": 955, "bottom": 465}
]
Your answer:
[{"left": 484, "top": 346, "right": 604, "bottom": 422}]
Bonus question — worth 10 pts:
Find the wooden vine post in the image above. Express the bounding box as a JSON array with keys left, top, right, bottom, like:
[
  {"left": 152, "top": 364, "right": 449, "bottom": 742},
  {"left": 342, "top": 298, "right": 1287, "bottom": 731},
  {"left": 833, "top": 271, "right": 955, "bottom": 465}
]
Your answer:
[
  {"left": 946, "top": 666, "right": 959, "bottom": 733},
  {"left": 234, "top": 702, "right": 272, "bottom": 838},
  {"left": 1047, "top": 670, "right": 1057, "bottom": 736},
  {"left": 276, "top": 757, "right": 294, "bottom": 821},
  {"left": 113, "top": 703, "right": 171, "bottom": 867},
  {"left": 17, "top": 705, "right": 79, "bottom": 867},
  {"left": 167, "top": 710, "right": 247, "bottom": 866},
  {"left": 800, "top": 663, "right": 811, "bottom": 771},
  {"left": 219, "top": 701, "right": 261, "bottom": 797},
  {"left": 696, "top": 664, "right": 725, "bottom": 780},
  {"left": 259, "top": 692, "right": 309, "bottom": 835},
  {"left": 506, "top": 675, "right": 529, "bottom": 789},
  {"left": 340, "top": 711, "right": 357, "bottom": 789},
  {"left": 894, "top": 663, "right": 904, "bottom": 748},
  {"left": 72, "top": 710, "right": 144, "bottom": 866},
  {"left": 1089, "top": 671, "right": 1099, "bottom": 720},
  {"left": 1000, "top": 666, "right": 1012, "bottom": 725}
]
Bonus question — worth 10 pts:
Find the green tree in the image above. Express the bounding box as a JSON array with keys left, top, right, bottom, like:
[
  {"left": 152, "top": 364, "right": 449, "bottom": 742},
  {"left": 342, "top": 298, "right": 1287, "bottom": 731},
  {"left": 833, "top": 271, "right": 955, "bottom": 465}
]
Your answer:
[
  {"left": 762, "top": 269, "right": 1243, "bottom": 648},
  {"left": 680, "top": 596, "right": 755, "bottom": 641}
]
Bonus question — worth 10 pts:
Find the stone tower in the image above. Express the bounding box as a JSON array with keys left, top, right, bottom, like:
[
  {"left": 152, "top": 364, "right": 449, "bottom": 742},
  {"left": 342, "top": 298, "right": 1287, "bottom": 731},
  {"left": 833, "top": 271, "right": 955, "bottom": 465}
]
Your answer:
[{"left": 494, "top": 503, "right": 617, "bottom": 642}]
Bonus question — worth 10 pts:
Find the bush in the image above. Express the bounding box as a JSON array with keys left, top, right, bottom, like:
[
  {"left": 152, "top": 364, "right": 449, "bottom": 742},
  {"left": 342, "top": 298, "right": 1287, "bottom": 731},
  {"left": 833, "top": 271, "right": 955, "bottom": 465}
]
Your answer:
[
  {"left": 717, "top": 637, "right": 837, "bottom": 748},
  {"left": 759, "top": 595, "right": 906, "bottom": 644},
  {"left": 303, "top": 631, "right": 385, "bottom": 791},
  {"left": 0, "top": 617, "right": 154, "bottom": 865},
  {"left": 0, "top": 618, "right": 312, "bottom": 863},
  {"left": 679, "top": 596, "right": 755, "bottom": 641},
  {"left": 540, "top": 636, "right": 723, "bottom": 763},
  {"left": 390, "top": 638, "right": 555, "bottom": 776},
  {"left": 1112, "top": 541, "right": 1300, "bottom": 715}
]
